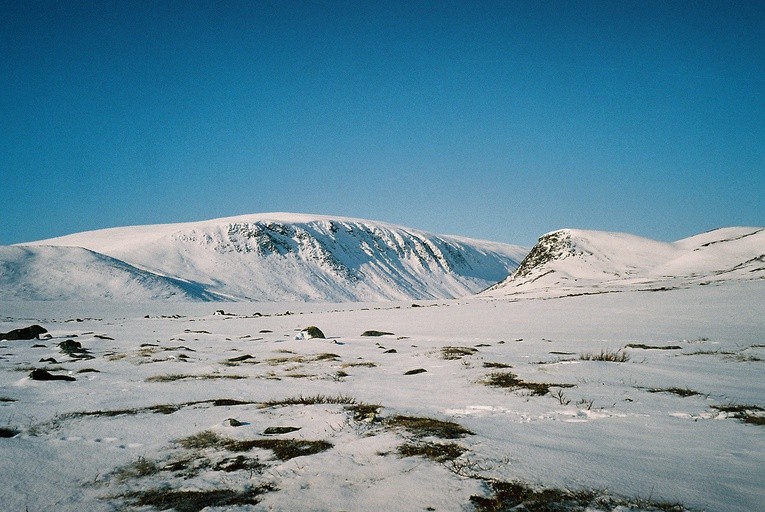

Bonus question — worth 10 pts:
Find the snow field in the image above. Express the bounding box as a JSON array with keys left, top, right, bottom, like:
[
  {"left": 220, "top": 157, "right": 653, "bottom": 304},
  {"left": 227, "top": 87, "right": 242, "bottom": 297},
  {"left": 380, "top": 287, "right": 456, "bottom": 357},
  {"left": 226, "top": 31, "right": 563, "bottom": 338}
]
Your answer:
[{"left": 1, "top": 281, "right": 763, "bottom": 511}]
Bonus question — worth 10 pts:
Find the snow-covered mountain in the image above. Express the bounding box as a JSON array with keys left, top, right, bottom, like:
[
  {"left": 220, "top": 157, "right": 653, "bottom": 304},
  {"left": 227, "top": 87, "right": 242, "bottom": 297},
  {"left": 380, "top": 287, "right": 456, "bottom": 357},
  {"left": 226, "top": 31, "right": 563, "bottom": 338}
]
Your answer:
[
  {"left": 23, "top": 213, "right": 528, "bottom": 302},
  {"left": 0, "top": 245, "right": 222, "bottom": 301},
  {"left": 485, "top": 227, "right": 765, "bottom": 298}
]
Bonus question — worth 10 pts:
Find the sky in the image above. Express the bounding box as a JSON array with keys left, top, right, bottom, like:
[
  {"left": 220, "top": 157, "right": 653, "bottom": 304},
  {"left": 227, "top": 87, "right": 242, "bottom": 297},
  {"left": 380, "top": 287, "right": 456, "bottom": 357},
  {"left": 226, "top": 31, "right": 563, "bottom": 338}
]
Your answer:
[{"left": 2, "top": 0, "right": 763, "bottom": 247}]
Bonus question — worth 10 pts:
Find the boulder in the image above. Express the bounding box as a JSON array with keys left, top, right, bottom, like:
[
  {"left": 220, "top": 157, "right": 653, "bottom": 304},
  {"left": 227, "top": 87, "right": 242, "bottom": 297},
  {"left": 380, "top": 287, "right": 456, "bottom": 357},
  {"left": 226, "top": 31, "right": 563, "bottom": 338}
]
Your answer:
[
  {"left": 361, "top": 330, "right": 395, "bottom": 337},
  {"left": 300, "top": 326, "right": 325, "bottom": 339},
  {"left": 0, "top": 325, "right": 48, "bottom": 341},
  {"left": 29, "top": 369, "right": 76, "bottom": 382}
]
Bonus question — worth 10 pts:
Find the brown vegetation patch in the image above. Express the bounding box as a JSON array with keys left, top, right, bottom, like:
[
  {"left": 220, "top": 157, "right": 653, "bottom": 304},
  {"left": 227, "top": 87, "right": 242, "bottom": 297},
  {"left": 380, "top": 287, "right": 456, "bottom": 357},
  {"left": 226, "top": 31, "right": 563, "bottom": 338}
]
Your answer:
[
  {"left": 645, "top": 387, "right": 704, "bottom": 398},
  {"left": 481, "top": 371, "right": 574, "bottom": 396},
  {"left": 385, "top": 415, "right": 473, "bottom": 439},
  {"left": 441, "top": 346, "right": 478, "bottom": 360},
  {"left": 712, "top": 404, "right": 765, "bottom": 426},
  {"left": 145, "top": 373, "right": 248, "bottom": 383},
  {"left": 398, "top": 441, "right": 465, "bottom": 462},
  {"left": 118, "top": 485, "right": 276, "bottom": 512},
  {"left": 470, "top": 480, "right": 687, "bottom": 512},
  {"left": 226, "top": 438, "right": 333, "bottom": 461},
  {"left": 580, "top": 349, "right": 630, "bottom": 362},
  {"left": 626, "top": 343, "right": 682, "bottom": 350},
  {"left": 482, "top": 362, "right": 512, "bottom": 369}
]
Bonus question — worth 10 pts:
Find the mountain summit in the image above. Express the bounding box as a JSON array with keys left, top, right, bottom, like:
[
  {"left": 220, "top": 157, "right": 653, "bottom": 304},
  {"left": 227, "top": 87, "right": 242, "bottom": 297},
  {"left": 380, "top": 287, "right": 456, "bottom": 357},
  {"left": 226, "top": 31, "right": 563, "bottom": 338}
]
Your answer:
[{"left": 22, "top": 213, "right": 528, "bottom": 302}]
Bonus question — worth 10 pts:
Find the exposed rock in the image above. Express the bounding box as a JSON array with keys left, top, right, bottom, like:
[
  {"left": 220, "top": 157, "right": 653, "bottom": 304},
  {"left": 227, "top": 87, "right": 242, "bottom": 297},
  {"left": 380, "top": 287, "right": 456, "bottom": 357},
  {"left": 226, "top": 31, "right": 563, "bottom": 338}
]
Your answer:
[
  {"left": 227, "top": 354, "right": 255, "bottom": 363},
  {"left": 511, "top": 230, "right": 573, "bottom": 281},
  {"left": 29, "top": 369, "right": 76, "bottom": 382},
  {"left": 0, "top": 427, "right": 20, "bottom": 438},
  {"left": 0, "top": 325, "right": 47, "bottom": 341},
  {"left": 300, "top": 326, "right": 325, "bottom": 339},
  {"left": 58, "top": 339, "right": 84, "bottom": 352},
  {"left": 58, "top": 339, "right": 94, "bottom": 359},
  {"left": 361, "top": 330, "right": 395, "bottom": 337},
  {"left": 263, "top": 426, "right": 301, "bottom": 435}
]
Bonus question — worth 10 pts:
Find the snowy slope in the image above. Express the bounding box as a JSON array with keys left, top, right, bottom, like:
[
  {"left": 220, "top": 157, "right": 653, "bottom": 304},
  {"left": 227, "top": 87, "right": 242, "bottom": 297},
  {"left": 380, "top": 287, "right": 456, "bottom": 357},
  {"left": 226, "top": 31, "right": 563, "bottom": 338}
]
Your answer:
[
  {"left": 28, "top": 213, "right": 528, "bottom": 302},
  {"left": 0, "top": 245, "right": 222, "bottom": 301},
  {"left": 485, "top": 227, "right": 765, "bottom": 297}
]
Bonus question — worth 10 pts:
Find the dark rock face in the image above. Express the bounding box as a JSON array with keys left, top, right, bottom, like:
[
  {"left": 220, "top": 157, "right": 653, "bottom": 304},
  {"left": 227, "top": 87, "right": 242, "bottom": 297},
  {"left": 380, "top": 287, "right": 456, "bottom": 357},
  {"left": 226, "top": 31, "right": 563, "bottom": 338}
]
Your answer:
[
  {"left": 510, "top": 231, "right": 573, "bottom": 281},
  {"left": 0, "top": 325, "right": 48, "bottom": 340},
  {"left": 29, "top": 368, "right": 76, "bottom": 382}
]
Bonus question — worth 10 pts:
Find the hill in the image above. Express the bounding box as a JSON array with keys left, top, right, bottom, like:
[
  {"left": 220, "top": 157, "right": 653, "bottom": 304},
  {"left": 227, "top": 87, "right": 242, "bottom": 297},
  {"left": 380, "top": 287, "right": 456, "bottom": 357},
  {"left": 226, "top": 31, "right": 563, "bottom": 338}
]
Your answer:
[
  {"left": 0, "top": 245, "right": 221, "bottom": 301},
  {"left": 24, "top": 213, "right": 528, "bottom": 301},
  {"left": 484, "top": 227, "right": 764, "bottom": 298}
]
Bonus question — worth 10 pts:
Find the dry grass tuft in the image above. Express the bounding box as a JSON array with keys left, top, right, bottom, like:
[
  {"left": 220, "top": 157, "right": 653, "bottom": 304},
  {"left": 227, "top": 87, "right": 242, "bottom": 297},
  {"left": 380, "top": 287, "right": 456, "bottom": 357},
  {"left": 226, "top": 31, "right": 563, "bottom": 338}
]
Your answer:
[
  {"left": 398, "top": 441, "right": 466, "bottom": 462},
  {"left": 145, "top": 373, "right": 247, "bottom": 383},
  {"left": 470, "top": 480, "right": 688, "bottom": 512},
  {"left": 482, "top": 362, "right": 512, "bottom": 369},
  {"left": 175, "top": 430, "right": 333, "bottom": 460},
  {"left": 441, "top": 346, "right": 479, "bottom": 360},
  {"left": 175, "top": 430, "right": 228, "bottom": 450},
  {"left": 118, "top": 484, "right": 276, "bottom": 512},
  {"left": 579, "top": 349, "right": 630, "bottom": 363},
  {"left": 712, "top": 404, "right": 765, "bottom": 426},
  {"left": 225, "top": 438, "right": 333, "bottom": 461},
  {"left": 481, "top": 371, "right": 573, "bottom": 396},
  {"left": 645, "top": 387, "right": 704, "bottom": 398},
  {"left": 625, "top": 343, "right": 682, "bottom": 350},
  {"left": 260, "top": 394, "right": 357, "bottom": 408}
]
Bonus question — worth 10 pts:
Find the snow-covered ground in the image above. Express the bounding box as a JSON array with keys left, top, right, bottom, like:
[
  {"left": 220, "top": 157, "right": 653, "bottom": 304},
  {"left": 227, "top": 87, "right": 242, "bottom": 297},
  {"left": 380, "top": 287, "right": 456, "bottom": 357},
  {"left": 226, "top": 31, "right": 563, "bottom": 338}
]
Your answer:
[{"left": 1, "top": 279, "right": 763, "bottom": 511}]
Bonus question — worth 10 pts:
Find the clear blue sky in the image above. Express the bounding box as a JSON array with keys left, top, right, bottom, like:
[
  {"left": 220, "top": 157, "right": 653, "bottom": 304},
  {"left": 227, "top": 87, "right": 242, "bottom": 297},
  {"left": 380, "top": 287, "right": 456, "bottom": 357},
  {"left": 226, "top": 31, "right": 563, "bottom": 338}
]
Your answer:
[{"left": 2, "top": 0, "right": 763, "bottom": 247}]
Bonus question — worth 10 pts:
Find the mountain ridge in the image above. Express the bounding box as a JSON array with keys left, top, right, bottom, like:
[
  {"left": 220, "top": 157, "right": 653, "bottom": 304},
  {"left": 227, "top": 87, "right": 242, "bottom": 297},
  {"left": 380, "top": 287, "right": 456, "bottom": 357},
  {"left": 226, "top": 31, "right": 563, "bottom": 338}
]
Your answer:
[
  {"left": 17, "top": 213, "right": 528, "bottom": 302},
  {"left": 7, "top": 215, "right": 761, "bottom": 302}
]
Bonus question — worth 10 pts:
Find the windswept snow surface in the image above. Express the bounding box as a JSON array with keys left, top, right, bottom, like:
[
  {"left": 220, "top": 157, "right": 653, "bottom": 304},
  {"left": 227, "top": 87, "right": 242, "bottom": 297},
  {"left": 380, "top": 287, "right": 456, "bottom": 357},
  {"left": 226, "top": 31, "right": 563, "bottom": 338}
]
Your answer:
[
  {"left": 1, "top": 281, "right": 763, "bottom": 511},
  {"left": 485, "top": 227, "right": 765, "bottom": 298},
  {"left": 0, "top": 245, "right": 221, "bottom": 301},
  {"left": 26, "top": 213, "right": 528, "bottom": 302}
]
